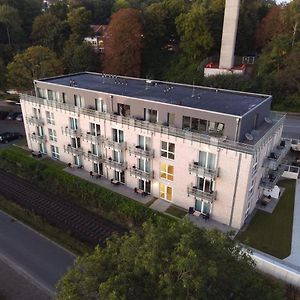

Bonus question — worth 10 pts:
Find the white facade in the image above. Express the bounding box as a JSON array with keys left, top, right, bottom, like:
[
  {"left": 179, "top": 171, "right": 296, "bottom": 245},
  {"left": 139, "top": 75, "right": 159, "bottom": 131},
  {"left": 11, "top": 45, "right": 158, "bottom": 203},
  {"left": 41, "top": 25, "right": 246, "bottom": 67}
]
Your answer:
[{"left": 20, "top": 74, "right": 286, "bottom": 230}]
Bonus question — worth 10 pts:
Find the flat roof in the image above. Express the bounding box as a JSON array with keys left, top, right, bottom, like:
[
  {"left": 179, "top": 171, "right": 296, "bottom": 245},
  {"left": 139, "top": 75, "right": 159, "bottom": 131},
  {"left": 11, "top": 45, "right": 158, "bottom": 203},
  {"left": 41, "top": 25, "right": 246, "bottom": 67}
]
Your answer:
[{"left": 39, "top": 72, "right": 270, "bottom": 117}]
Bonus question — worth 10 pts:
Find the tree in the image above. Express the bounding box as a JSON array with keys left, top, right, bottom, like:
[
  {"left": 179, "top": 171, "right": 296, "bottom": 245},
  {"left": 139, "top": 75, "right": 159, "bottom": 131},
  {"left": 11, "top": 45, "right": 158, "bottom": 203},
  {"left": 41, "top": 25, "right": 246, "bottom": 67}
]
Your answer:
[
  {"left": 56, "top": 220, "right": 283, "bottom": 300},
  {"left": 0, "top": 57, "right": 6, "bottom": 90},
  {"left": 103, "top": 8, "right": 144, "bottom": 77},
  {"left": 49, "top": 0, "right": 69, "bottom": 20},
  {"left": 31, "top": 13, "right": 70, "bottom": 55},
  {"left": 0, "top": 5, "right": 23, "bottom": 47},
  {"left": 63, "top": 41, "right": 99, "bottom": 73},
  {"left": 7, "top": 46, "right": 63, "bottom": 90},
  {"left": 67, "top": 6, "right": 92, "bottom": 43},
  {"left": 176, "top": 4, "right": 214, "bottom": 63}
]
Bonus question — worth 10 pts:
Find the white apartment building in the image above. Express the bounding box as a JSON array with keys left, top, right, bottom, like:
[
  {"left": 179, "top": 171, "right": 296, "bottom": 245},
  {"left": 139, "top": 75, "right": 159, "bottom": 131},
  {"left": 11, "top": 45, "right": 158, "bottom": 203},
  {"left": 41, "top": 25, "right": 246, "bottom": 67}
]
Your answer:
[{"left": 20, "top": 72, "right": 289, "bottom": 230}]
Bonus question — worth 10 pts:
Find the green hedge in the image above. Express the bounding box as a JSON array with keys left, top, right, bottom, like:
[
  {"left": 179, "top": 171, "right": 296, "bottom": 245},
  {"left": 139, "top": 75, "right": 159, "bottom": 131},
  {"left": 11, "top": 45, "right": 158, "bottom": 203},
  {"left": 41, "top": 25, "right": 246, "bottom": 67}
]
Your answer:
[{"left": 0, "top": 148, "right": 170, "bottom": 228}]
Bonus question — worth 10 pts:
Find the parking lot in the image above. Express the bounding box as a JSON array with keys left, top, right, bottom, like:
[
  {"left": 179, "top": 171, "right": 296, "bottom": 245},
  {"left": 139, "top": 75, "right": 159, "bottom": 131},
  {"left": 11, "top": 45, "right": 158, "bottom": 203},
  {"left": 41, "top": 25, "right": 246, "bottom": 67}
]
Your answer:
[{"left": 0, "top": 103, "right": 25, "bottom": 148}]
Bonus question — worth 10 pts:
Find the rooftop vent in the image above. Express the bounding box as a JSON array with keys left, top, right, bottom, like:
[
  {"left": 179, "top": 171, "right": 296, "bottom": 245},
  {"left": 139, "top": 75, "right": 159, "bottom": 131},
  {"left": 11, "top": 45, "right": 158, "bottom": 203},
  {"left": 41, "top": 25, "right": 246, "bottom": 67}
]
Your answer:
[
  {"left": 264, "top": 117, "right": 272, "bottom": 124},
  {"left": 245, "top": 133, "right": 253, "bottom": 141}
]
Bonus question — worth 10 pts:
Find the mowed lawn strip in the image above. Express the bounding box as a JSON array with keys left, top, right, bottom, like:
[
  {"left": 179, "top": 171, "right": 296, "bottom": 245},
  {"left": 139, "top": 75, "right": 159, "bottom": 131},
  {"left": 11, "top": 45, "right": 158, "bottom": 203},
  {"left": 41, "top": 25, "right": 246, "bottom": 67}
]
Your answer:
[{"left": 237, "top": 179, "right": 296, "bottom": 259}]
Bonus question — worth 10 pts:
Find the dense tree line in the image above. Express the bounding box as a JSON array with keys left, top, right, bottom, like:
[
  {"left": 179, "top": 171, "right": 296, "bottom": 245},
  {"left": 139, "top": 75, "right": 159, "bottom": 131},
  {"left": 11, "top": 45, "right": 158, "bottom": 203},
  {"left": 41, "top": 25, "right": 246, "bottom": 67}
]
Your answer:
[{"left": 0, "top": 0, "right": 299, "bottom": 110}]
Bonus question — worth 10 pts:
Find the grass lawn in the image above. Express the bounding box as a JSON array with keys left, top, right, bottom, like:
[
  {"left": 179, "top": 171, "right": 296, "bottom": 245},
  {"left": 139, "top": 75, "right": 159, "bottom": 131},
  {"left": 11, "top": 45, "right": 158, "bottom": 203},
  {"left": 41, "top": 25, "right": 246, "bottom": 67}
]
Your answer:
[
  {"left": 0, "top": 196, "right": 92, "bottom": 256},
  {"left": 165, "top": 205, "right": 188, "bottom": 219},
  {"left": 237, "top": 179, "right": 296, "bottom": 259}
]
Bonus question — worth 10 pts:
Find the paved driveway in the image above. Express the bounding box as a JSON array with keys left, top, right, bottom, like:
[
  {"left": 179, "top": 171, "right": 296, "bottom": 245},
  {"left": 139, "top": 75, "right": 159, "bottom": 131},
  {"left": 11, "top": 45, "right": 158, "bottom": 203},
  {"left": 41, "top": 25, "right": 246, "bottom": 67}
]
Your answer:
[{"left": 0, "top": 210, "right": 75, "bottom": 295}]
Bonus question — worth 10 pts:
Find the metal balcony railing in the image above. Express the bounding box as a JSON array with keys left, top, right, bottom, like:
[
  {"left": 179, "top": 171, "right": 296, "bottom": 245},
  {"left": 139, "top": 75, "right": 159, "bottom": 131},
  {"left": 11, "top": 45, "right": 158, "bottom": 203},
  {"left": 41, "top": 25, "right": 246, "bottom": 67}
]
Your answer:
[
  {"left": 30, "top": 133, "right": 47, "bottom": 143},
  {"left": 62, "top": 127, "right": 82, "bottom": 137},
  {"left": 27, "top": 116, "right": 44, "bottom": 126},
  {"left": 189, "top": 162, "right": 219, "bottom": 178},
  {"left": 87, "top": 152, "right": 105, "bottom": 163},
  {"left": 129, "top": 167, "right": 154, "bottom": 181},
  {"left": 105, "top": 159, "right": 127, "bottom": 171},
  {"left": 128, "top": 146, "right": 154, "bottom": 159},
  {"left": 21, "top": 94, "right": 286, "bottom": 155},
  {"left": 64, "top": 145, "right": 84, "bottom": 156},
  {"left": 104, "top": 139, "right": 127, "bottom": 151},
  {"left": 260, "top": 165, "right": 285, "bottom": 190},
  {"left": 187, "top": 186, "right": 217, "bottom": 202},
  {"left": 84, "top": 132, "right": 105, "bottom": 144}
]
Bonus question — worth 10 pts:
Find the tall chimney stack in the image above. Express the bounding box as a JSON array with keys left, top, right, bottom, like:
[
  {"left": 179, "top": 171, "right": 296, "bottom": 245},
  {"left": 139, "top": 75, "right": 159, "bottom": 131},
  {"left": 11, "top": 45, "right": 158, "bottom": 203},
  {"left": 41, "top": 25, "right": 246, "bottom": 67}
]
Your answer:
[{"left": 219, "top": 0, "right": 241, "bottom": 69}]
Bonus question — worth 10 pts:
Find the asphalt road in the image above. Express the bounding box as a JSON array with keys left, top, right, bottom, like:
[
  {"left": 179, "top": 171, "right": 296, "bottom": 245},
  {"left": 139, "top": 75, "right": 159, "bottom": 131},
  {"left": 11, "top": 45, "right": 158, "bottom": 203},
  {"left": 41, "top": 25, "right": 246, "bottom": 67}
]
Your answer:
[
  {"left": 283, "top": 114, "right": 300, "bottom": 140},
  {"left": 0, "top": 210, "right": 75, "bottom": 295}
]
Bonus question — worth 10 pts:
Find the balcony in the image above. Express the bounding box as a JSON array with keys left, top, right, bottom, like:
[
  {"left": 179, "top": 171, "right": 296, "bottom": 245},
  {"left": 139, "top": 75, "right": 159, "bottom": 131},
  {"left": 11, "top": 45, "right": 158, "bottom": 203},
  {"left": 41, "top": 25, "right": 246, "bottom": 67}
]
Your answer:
[
  {"left": 87, "top": 152, "right": 105, "bottom": 163},
  {"left": 62, "top": 127, "right": 82, "bottom": 137},
  {"left": 189, "top": 162, "right": 218, "bottom": 179},
  {"left": 130, "top": 167, "right": 154, "bottom": 181},
  {"left": 105, "top": 159, "right": 127, "bottom": 171},
  {"left": 264, "top": 139, "right": 291, "bottom": 170},
  {"left": 21, "top": 94, "right": 286, "bottom": 155},
  {"left": 104, "top": 139, "right": 127, "bottom": 151},
  {"left": 187, "top": 186, "right": 217, "bottom": 202},
  {"left": 260, "top": 165, "right": 285, "bottom": 190},
  {"left": 27, "top": 116, "right": 44, "bottom": 126},
  {"left": 84, "top": 132, "right": 105, "bottom": 144},
  {"left": 128, "top": 146, "right": 154, "bottom": 159},
  {"left": 30, "top": 133, "right": 47, "bottom": 143},
  {"left": 64, "top": 145, "right": 84, "bottom": 156}
]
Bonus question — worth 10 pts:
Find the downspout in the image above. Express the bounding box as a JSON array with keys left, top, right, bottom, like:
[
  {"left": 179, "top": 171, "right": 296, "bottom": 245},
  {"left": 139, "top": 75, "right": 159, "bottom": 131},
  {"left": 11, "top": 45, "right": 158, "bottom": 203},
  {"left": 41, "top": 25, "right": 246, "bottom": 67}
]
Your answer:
[{"left": 234, "top": 117, "right": 240, "bottom": 142}]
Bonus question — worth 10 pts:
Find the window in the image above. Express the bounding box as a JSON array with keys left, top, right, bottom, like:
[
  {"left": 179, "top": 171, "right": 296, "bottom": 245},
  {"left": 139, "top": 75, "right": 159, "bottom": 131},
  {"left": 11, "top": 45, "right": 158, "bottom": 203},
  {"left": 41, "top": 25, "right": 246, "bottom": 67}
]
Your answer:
[
  {"left": 167, "top": 113, "right": 175, "bottom": 126},
  {"left": 51, "top": 145, "right": 59, "bottom": 159},
  {"left": 249, "top": 178, "right": 255, "bottom": 196},
  {"left": 33, "top": 108, "right": 41, "bottom": 118},
  {"left": 144, "top": 108, "right": 157, "bottom": 123},
  {"left": 160, "top": 163, "right": 174, "bottom": 181},
  {"left": 91, "top": 143, "right": 99, "bottom": 155},
  {"left": 208, "top": 121, "right": 224, "bottom": 134},
  {"left": 90, "top": 123, "right": 101, "bottom": 136},
  {"left": 182, "top": 116, "right": 207, "bottom": 133},
  {"left": 62, "top": 92, "right": 67, "bottom": 103},
  {"left": 71, "top": 137, "right": 80, "bottom": 148},
  {"left": 113, "top": 150, "right": 124, "bottom": 163},
  {"left": 196, "top": 177, "right": 214, "bottom": 193},
  {"left": 47, "top": 89, "right": 53, "bottom": 100},
  {"left": 46, "top": 111, "right": 55, "bottom": 125},
  {"left": 73, "top": 155, "right": 81, "bottom": 166},
  {"left": 37, "top": 88, "right": 46, "bottom": 99},
  {"left": 160, "top": 183, "right": 172, "bottom": 201},
  {"left": 117, "top": 103, "right": 130, "bottom": 117},
  {"left": 139, "top": 179, "right": 151, "bottom": 193},
  {"left": 95, "top": 98, "right": 107, "bottom": 112},
  {"left": 252, "top": 155, "right": 258, "bottom": 176},
  {"left": 182, "top": 116, "right": 190, "bottom": 130},
  {"left": 69, "top": 117, "right": 78, "bottom": 130},
  {"left": 198, "top": 151, "right": 216, "bottom": 170},
  {"left": 74, "top": 95, "right": 84, "bottom": 107},
  {"left": 48, "top": 128, "right": 57, "bottom": 142},
  {"left": 195, "top": 199, "right": 211, "bottom": 214},
  {"left": 138, "top": 135, "right": 150, "bottom": 150},
  {"left": 114, "top": 171, "right": 125, "bottom": 183},
  {"left": 138, "top": 158, "right": 150, "bottom": 172},
  {"left": 39, "top": 142, "right": 46, "bottom": 154},
  {"left": 161, "top": 141, "right": 175, "bottom": 159},
  {"left": 37, "top": 126, "right": 44, "bottom": 137},
  {"left": 112, "top": 129, "right": 124, "bottom": 143}
]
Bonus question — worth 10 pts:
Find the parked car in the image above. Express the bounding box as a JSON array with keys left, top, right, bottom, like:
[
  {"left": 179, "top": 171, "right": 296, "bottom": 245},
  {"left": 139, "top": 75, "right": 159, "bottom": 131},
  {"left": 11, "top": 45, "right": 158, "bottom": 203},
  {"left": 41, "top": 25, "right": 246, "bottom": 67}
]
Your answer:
[
  {"left": 15, "top": 113, "right": 23, "bottom": 121},
  {"left": 6, "top": 111, "right": 20, "bottom": 120},
  {"left": 0, "top": 132, "right": 23, "bottom": 143},
  {"left": 0, "top": 111, "right": 8, "bottom": 120}
]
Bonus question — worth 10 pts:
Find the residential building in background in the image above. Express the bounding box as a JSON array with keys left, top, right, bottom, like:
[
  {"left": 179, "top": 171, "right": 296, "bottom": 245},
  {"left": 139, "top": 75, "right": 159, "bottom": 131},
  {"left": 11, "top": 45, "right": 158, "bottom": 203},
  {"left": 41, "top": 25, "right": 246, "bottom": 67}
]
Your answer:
[
  {"left": 84, "top": 25, "right": 108, "bottom": 53},
  {"left": 20, "top": 72, "right": 288, "bottom": 229}
]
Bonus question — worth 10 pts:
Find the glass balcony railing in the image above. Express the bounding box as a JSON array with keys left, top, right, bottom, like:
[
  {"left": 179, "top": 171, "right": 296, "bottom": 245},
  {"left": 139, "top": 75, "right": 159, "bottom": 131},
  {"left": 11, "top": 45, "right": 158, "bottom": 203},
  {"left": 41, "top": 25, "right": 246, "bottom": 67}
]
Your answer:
[
  {"left": 30, "top": 133, "right": 47, "bottom": 142},
  {"left": 128, "top": 145, "right": 154, "bottom": 158},
  {"left": 129, "top": 167, "right": 154, "bottom": 181},
  {"left": 105, "top": 159, "right": 127, "bottom": 171},
  {"left": 27, "top": 116, "right": 44, "bottom": 126},
  {"left": 87, "top": 152, "right": 105, "bottom": 163},
  {"left": 64, "top": 145, "right": 84, "bottom": 156}
]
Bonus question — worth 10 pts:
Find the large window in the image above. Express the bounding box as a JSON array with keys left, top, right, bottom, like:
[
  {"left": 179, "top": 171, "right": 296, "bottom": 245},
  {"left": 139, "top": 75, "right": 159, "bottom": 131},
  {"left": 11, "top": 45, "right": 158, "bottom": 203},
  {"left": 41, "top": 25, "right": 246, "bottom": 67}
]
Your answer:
[
  {"left": 95, "top": 98, "right": 107, "bottom": 112},
  {"left": 113, "top": 150, "right": 124, "bottom": 163},
  {"left": 37, "top": 88, "right": 46, "bottom": 99},
  {"left": 144, "top": 108, "right": 157, "bottom": 123},
  {"left": 198, "top": 151, "right": 216, "bottom": 170},
  {"left": 138, "top": 158, "right": 150, "bottom": 172},
  {"left": 195, "top": 199, "right": 211, "bottom": 214},
  {"left": 182, "top": 116, "right": 207, "bottom": 133},
  {"left": 91, "top": 143, "right": 99, "bottom": 155},
  {"left": 196, "top": 177, "right": 214, "bottom": 193},
  {"left": 74, "top": 95, "right": 84, "bottom": 107},
  {"left": 161, "top": 141, "right": 175, "bottom": 160},
  {"left": 160, "top": 183, "right": 172, "bottom": 201},
  {"left": 46, "top": 111, "right": 55, "bottom": 125},
  {"left": 112, "top": 129, "right": 124, "bottom": 143},
  {"left": 114, "top": 170, "right": 125, "bottom": 183},
  {"left": 160, "top": 163, "right": 174, "bottom": 181},
  {"left": 48, "top": 128, "right": 57, "bottom": 142},
  {"left": 71, "top": 137, "right": 80, "bottom": 148},
  {"left": 90, "top": 123, "right": 101, "bottom": 136},
  {"left": 138, "top": 135, "right": 150, "bottom": 150},
  {"left": 69, "top": 117, "right": 78, "bottom": 130},
  {"left": 50, "top": 145, "right": 59, "bottom": 159},
  {"left": 117, "top": 103, "right": 130, "bottom": 117},
  {"left": 139, "top": 179, "right": 151, "bottom": 193}
]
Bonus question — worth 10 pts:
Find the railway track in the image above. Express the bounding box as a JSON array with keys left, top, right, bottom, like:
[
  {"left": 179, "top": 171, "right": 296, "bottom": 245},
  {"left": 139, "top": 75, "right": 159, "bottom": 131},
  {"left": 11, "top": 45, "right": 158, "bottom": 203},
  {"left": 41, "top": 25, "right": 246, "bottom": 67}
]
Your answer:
[{"left": 0, "top": 169, "right": 126, "bottom": 246}]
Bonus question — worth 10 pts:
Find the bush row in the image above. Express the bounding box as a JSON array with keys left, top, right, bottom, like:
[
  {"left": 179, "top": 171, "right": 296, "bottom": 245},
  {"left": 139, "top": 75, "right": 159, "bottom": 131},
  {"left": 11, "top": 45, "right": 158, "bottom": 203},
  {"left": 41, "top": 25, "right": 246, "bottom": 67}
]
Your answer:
[{"left": 0, "top": 148, "right": 170, "bottom": 228}]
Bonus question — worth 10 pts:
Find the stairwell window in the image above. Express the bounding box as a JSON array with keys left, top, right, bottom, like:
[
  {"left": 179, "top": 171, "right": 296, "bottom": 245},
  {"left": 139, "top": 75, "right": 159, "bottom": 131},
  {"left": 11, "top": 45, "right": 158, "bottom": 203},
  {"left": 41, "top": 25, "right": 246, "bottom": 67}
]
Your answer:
[
  {"left": 160, "top": 163, "right": 174, "bottom": 181},
  {"left": 161, "top": 141, "right": 175, "bottom": 160}
]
